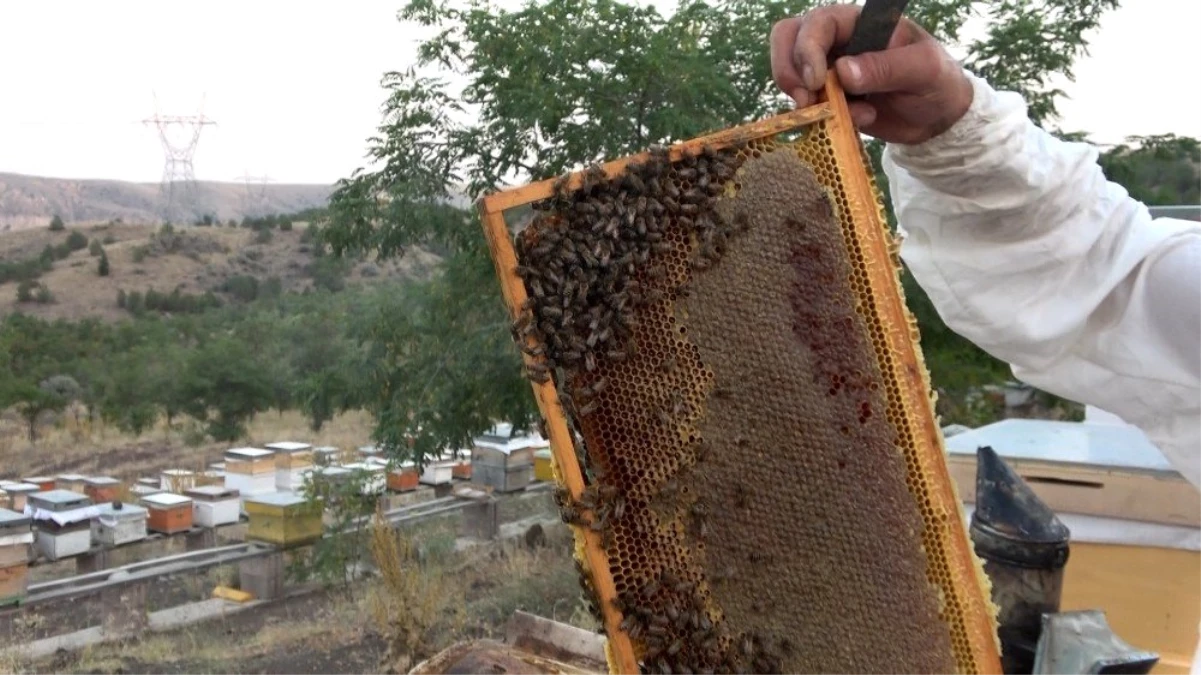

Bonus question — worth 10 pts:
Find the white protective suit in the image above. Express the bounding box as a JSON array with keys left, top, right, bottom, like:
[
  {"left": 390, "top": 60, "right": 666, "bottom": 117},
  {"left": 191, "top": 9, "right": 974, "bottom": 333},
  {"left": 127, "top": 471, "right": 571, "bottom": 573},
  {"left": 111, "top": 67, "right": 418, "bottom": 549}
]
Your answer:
[
  {"left": 883, "top": 72, "right": 1201, "bottom": 489},
  {"left": 883, "top": 72, "right": 1201, "bottom": 672}
]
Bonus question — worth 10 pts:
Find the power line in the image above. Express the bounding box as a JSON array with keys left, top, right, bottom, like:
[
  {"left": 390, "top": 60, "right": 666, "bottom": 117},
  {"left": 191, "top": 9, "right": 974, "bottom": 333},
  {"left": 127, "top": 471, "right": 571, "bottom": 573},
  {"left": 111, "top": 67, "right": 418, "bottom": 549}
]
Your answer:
[{"left": 142, "top": 92, "right": 216, "bottom": 220}]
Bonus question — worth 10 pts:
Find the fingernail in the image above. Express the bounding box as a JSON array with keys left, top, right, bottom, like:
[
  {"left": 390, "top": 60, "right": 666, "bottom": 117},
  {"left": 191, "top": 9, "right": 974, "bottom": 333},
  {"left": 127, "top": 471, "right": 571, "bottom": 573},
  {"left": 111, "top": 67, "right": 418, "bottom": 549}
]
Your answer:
[
  {"left": 802, "top": 64, "right": 816, "bottom": 90},
  {"left": 844, "top": 58, "right": 862, "bottom": 86}
]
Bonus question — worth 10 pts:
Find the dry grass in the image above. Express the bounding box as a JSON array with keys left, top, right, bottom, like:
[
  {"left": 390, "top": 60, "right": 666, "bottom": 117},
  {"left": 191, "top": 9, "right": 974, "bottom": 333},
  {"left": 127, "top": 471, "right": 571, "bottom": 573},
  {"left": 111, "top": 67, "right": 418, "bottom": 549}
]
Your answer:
[
  {"left": 16, "top": 517, "right": 591, "bottom": 675},
  {"left": 0, "top": 408, "right": 376, "bottom": 480},
  {"left": 0, "top": 221, "right": 440, "bottom": 324}
]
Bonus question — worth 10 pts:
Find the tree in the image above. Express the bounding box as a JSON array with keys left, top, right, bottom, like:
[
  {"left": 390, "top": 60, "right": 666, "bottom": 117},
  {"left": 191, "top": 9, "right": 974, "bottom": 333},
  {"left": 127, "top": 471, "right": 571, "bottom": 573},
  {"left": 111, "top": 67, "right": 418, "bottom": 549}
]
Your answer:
[
  {"left": 98, "top": 251, "right": 110, "bottom": 277},
  {"left": 16, "top": 280, "right": 36, "bottom": 303},
  {"left": 1098, "top": 134, "right": 1201, "bottom": 205},
  {"left": 180, "top": 336, "right": 274, "bottom": 441},
  {"left": 89, "top": 239, "right": 104, "bottom": 257},
  {"left": 49, "top": 215, "right": 64, "bottom": 231},
  {"left": 321, "top": 0, "right": 1120, "bottom": 455}
]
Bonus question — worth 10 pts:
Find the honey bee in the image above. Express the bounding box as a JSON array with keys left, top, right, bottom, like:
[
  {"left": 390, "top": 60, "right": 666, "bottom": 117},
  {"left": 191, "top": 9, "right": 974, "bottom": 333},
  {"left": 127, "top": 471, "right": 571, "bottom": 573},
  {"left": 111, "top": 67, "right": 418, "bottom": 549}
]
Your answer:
[
  {"left": 579, "top": 399, "right": 599, "bottom": 416},
  {"left": 677, "top": 167, "right": 697, "bottom": 180}
]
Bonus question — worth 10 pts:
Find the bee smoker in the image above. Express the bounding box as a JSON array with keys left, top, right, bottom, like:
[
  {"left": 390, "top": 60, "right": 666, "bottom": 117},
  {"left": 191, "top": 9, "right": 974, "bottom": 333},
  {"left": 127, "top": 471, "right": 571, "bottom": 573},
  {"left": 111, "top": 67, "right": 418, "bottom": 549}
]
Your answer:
[{"left": 969, "top": 446, "right": 1070, "bottom": 675}]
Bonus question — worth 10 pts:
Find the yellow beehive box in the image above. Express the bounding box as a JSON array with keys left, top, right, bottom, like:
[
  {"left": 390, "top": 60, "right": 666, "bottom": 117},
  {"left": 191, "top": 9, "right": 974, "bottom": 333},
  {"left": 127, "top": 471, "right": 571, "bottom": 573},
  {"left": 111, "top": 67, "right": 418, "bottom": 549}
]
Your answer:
[
  {"left": 266, "top": 442, "right": 314, "bottom": 470},
  {"left": 533, "top": 449, "right": 555, "bottom": 482},
  {"left": 244, "top": 492, "right": 323, "bottom": 547},
  {"left": 224, "top": 447, "right": 275, "bottom": 475}
]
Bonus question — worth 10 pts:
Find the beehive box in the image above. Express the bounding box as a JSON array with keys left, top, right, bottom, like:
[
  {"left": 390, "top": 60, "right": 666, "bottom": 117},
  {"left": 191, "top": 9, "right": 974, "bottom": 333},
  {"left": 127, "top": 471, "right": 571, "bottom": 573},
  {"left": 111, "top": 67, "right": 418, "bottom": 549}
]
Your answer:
[
  {"left": 267, "top": 441, "right": 314, "bottom": 469},
  {"left": 387, "top": 461, "right": 421, "bottom": 492},
  {"left": 342, "top": 463, "right": 387, "bottom": 496},
  {"left": 476, "top": 464, "right": 533, "bottom": 494},
  {"left": 55, "top": 474, "right": 88, "bottom": 493},
  {"left": 0, "top": 508, "right": 33, "bottom": 570},
  {"left": 0, "top": 482, "right": 39, "bottom": 512},
  {"left": 28, "top": 490, "right": 94, "bottom": 561},
  {"left": 160, "top": 469, "right": 197, "bottom": 493},
  {"left": 420, "top": 459, "right": 455, "bottom": 486},
  {"left": 91, "top": 502, "right": 148, "bottom": 547},
  {"left": 185, "top": 485, "right": 241, "bottom": 527},
  {"left": 22, "top": 476, "right": 55, "bottom": 492},
  {"left": 141, "top": 492, "right": 194, "bottom": 534},
  {"left": 224, "top": 447, "right": 275, "bottom": 474},
  {"left": 244, "top": 492, "right": 323, "bottom": 547},
  {"left": 313, "top": 446, "right": 341, "bottom": 466},
  {"left": 533, "top": 449, "right": 555, "bottom": 482},
  {"left": 83, "top": 476, "right": 121, "bottom": 504},
  {"left": 478, "top": 76, "right": 1001, "bottom": 674}
]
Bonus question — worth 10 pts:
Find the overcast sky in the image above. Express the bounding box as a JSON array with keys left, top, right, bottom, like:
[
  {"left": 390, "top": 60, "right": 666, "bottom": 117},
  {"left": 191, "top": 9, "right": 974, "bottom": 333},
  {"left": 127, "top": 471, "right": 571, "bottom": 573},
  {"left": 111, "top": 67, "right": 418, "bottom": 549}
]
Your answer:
[{"left": 1, "top": 0, "right": 1198, "bottom": 185}]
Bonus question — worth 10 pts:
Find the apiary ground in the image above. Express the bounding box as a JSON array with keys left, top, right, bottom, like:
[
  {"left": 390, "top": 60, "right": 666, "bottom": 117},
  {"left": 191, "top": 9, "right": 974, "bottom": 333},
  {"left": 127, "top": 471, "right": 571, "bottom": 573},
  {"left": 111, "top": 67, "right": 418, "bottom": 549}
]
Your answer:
[{"left": 677, "top": 149, "right": 955, "bottom": 673}]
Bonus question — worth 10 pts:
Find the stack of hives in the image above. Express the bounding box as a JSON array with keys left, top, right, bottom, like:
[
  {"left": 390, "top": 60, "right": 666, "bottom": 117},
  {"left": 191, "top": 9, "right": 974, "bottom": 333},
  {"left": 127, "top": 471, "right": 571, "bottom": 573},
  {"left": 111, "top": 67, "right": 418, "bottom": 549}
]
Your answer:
[
  {"left": 480, "top": 89, "right": 1000, "bottom": 674},
  {"left": 28, "top": 490, "right": 95, "bottom": 561},
  {"left": 0, "top": 508, "right": 32, "bottom": 606},
  {"left": 223, "top": 447, "right": 277, "bottom": 508},
  {"left": 472, "top": 423, "right": 544, "bottom": 493},
  {"left": 266, "top": 441, "right": 315, "bottom": 491}
]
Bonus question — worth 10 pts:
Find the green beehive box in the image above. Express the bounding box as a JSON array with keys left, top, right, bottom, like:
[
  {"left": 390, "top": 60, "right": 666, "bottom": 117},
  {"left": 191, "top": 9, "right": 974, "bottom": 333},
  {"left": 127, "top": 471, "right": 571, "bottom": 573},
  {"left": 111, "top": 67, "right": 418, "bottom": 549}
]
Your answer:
[{"left": 244, "top": 492, "right": 323, "bottom": 547}]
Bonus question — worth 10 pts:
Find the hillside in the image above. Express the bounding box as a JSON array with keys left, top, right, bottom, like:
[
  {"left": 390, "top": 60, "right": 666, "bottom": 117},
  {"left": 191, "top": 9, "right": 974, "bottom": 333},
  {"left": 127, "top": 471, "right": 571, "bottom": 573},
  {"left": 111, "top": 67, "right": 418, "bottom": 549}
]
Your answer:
[
  {"left": 0, "top": 221, "right": 440, "bottom": 321},
  {"left": 0, "top": 172, "right": 332, "bottom": 231}
]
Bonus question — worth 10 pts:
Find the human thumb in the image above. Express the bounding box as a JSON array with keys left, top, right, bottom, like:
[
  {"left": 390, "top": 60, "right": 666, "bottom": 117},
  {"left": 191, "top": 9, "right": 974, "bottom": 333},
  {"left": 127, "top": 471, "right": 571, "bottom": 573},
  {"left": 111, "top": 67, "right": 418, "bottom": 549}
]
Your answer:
[{"left": 836, "top": 42, "right": 938, "bottom": 95}]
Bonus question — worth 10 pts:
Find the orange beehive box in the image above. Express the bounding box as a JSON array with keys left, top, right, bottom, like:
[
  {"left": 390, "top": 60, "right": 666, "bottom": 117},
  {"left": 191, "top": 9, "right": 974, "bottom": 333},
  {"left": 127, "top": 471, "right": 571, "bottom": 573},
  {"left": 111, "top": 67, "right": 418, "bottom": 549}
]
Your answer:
[
  {"left": 83, "top": 476, "right": 121, "bottom": 504},
  {"left": 141, "top": 492, "right": 194, "bottom": 534},
  {"left": 387, "top": 462, "right": 420, "bottom": 492},
  {"left": 22, "top": 476, "right": 55, "bottom": 492}
]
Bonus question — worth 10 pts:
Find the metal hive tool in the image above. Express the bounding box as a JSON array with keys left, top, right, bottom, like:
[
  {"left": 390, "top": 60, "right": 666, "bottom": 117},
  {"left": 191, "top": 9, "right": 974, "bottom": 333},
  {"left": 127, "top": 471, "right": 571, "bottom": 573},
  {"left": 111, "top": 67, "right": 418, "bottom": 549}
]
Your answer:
[{"left": 478, "top": 75, "right": 1003, "bottom": 674}]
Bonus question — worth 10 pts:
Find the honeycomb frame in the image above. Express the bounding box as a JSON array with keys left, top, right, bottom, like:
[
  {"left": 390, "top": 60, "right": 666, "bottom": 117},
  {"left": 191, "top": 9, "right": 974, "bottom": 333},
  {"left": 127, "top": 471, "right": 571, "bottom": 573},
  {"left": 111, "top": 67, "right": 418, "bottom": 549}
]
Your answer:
[{"left": 478, "top": 74, "right": 1001, "bottom": 674}]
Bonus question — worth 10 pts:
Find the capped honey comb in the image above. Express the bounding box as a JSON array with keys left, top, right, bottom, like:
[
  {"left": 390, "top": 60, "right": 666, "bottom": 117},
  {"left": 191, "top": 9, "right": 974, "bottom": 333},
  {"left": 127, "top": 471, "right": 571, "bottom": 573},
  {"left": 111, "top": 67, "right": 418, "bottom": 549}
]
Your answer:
[{"left": 479, "top": 76, "right": 1001, "bottom": 674}]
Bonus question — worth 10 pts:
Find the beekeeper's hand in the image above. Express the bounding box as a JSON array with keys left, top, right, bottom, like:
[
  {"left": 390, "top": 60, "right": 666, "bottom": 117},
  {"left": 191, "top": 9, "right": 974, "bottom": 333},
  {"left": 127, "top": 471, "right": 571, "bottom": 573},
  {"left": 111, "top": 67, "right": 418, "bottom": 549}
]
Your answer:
[{"left": 770, "top": 4, "right": 973, "bottom": 144}]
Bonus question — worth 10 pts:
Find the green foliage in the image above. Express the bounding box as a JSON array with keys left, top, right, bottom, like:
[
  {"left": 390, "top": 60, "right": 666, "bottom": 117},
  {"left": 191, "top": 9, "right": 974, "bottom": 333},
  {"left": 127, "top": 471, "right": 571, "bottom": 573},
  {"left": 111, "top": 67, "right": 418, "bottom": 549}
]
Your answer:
[
  {"left": 321, "top": 0, "right": 1121, "bottom": 458},
  {"left": 98, "top": 251, "right": 110, "bottom": 277},
  {"left": 179, "top": 336, "right": 273, "bottom": 441},
  {"left": 0, "top": 256, "right": 51, "bottom": 285},
  {"left": 34, "top": 285, "right": 53, "bottom": 304},
  {"left": 65, "top": 230, "right": 88, "bottom": 251},
  {"left": 291, "top": 469, "right": 378, "bottom": 594},
  {"left": 279, "top": 219, "right": 294, "bottom": 232},
  {"left": 255, "top": 228, "right": 274, "bottom": 244},
  {"left": 221, "top": 275, "right": 261, "bottom": 302},
  {"left": 132, "top": 246, "right": 149, "bottom": 263},
  {"left": 48, "top": 215, "right": 65, "bottom": 231},
  {"left": 89, "top": 239, "right": 105, "bottom": 257},
  {"left": 102, "top": 234, "right": 117, "bottom": 245},
  {"left": 1097, "top": 134, "right": 1201, "bottom": 205},
  {"left": 308, "top": 256, "right": 351, "bottom": 292}
]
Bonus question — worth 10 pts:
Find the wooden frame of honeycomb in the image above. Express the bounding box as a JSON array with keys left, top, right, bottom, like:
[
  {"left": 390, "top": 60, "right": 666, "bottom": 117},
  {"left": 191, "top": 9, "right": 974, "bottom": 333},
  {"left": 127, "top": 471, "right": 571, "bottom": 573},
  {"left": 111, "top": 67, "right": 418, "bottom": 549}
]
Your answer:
[{"left": 478, "top": 75, "right": 1002, "bottom": 674}]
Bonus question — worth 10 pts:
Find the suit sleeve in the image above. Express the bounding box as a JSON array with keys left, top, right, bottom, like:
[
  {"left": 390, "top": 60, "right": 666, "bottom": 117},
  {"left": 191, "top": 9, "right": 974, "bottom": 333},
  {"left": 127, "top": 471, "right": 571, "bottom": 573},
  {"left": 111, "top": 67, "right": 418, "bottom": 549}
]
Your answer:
[{"left": 882, "top": 72, "right": 1201, "bottom": 489}]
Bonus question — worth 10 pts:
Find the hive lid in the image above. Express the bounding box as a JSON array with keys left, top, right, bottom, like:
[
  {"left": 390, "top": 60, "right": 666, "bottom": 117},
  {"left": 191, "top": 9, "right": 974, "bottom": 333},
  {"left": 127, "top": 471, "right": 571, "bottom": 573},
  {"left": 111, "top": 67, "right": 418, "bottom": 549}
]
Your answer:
[
  {"left": 246, "top": 491, "right": 309, "bottom": 507},
  {"left": 314, "top": 446, "right": 339, "bottom": 454},
  {"left": 357, "top": 445, "right": 381, "bottom": 455},
  {"left": 313, "top": 466, "right": 352, "bottom": 477},
  {"left": 141, "top": 492, "right": 193, "bottom": 507},
  {"left": 945, "top": 419, "right": 1174, "bottom": 473},
  {"left": 161, "top": 469, "right": 195, "bottom": 477},
  {"left": 343, "top": 462, "right": 385, "bottom": 473},
  {"left": 209, "top": 462, "right": 226, "bottom": 470},
  {"left": 22, "top": 476, "right": 52, "bottom": 484},
  {"left": 95, "top": 502, "right": 148, "bottom": 517},
  {"left": 0, "top": 508, "right": 31, "bottom": 527},
  {"left": 56, "top": 473, "right": 87, "bottom": 481},
  {"left": 2, "top": 482, "right": 40, "bottom": 494},
  {"left": 84, "top": 476, "right": 120, "bottom": 486},
  {"left": 265, "top": 441, "right": 313, "bottom": 453},
  {"left": 185, "top": 485, "right": 240, "bottom": 499},
  {"left": 225, "top": 447, "right": 272, "bottom": 459},
  {"left": 30, "top": 489, "right": 90, "bottom": 506}
]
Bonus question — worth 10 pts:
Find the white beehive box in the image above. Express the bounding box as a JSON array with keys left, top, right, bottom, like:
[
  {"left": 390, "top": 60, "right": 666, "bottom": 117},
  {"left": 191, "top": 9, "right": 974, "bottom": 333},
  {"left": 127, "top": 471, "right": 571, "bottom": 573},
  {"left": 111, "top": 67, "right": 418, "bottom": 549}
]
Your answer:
[
  {"left": 185, "top": 485, "right": 242, "bottom": 527},
  {"left": 419, "top": 459, "right": 455, "bottom": 486},
  {"left": 268, "top": 441, "right": 315, "bottom": 492},
  {"left": 91, "top": 502, "right": 148, "bottom": 547},
  {"left": 224, "top": 447, "right": 274, "bottom": 474},
  {"left": 28, "top": 490, "right": 95, "bottom": 561},
  {"left": 160, "top": 469, "right": 196, "bottom": 493},
  {"left": 55, "top": 474, "right": 88, "bottom": 493},
  {"left": 342, "top": 463, "right": 386, "bottom": 495}
]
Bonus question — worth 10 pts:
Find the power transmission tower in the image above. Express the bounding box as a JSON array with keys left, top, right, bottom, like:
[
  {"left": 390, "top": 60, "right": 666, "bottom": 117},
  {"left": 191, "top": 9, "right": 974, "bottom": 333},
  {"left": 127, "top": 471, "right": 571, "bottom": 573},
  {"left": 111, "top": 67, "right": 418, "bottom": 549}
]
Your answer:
[
  {"left": 142, "top": 94, "right": 216, "bottom": 221},
  {"left": 235, "top": 172, "right": 274, "bottom": 220}
]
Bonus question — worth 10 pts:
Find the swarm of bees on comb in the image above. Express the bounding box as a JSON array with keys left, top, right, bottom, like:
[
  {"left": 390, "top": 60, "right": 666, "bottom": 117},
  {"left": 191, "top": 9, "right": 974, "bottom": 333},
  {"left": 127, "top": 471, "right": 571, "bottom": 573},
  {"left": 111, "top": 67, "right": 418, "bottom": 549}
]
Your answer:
[{"left": 491, "top": 113, "right": 999, "bottom": 674}]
